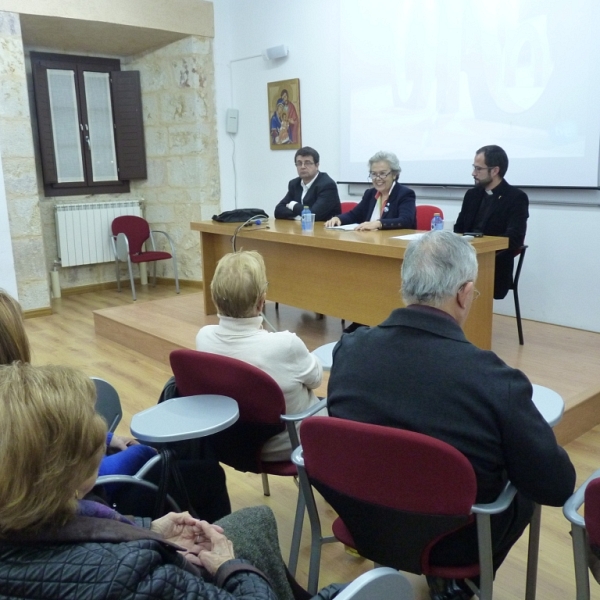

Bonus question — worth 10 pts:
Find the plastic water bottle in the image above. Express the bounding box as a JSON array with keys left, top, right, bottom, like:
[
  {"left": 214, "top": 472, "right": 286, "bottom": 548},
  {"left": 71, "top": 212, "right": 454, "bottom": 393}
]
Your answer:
[
  {"left": 301, "top": 205, "right": 312, "bottom": 231},
  {"left": 431, "top": 213, "right": 443, "bottom": 231}
]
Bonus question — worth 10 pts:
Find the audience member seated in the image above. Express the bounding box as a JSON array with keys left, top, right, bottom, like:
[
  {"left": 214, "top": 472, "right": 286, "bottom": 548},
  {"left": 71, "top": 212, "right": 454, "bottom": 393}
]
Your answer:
[
  {"left": 453, "top": 144, "right": 529, "bottom": 299},
  {"left": 325, "top": 150, "right": 416, "bottom": 231},
  {"left": 196, "top": 251, "right": 324, "bottom": 461},
  {"left": 274, "top": 146, "right": 341, "bottom": 221},
  {"left": 0, "top": 289, "right": 156, "bottom": 498},
  {"left": 0, "top": 362, "right": 351, "bottom": 600},
  {"left": 327, "top": 231, "right": 575, "bottom": 600}
]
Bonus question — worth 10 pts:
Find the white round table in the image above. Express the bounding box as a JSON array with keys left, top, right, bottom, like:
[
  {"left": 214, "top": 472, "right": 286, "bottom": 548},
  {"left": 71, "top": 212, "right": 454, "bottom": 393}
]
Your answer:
[
  {"left": 531, "top": 384, "right": 564, "bottom": 427},
  {"left": 131, "top": 394, "right": 239, "bottom": 443},
  {"left": 130, "top": 394, "right": 239, "bottom": 517},
  {"left": 312, "top": 341, "right": 337, "bottom": 370}
]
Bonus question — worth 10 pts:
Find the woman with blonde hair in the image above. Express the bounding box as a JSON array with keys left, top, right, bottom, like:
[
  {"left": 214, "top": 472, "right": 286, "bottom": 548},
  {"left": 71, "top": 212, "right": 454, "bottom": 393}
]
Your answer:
[
  {"left": 0, "top": 362, "right": 302, "bottom": 600},
  {"left": 0, "top": 289, "right": 30, "bottom": 364},
  {"left": 196, "top": 250, "right": 323, "bottom": 461}
]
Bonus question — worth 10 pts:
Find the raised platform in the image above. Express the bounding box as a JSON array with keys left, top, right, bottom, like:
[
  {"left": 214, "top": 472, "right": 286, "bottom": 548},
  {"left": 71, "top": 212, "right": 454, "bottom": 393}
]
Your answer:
[{"left": 94, "top": 293, "right": 600, "bottom": 445}]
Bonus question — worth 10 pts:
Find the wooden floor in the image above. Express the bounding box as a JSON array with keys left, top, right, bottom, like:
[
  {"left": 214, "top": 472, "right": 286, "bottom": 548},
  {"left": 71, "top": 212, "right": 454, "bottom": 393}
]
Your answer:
[{"left": 25, "top": 286, "right": 600, "bottom": 599}]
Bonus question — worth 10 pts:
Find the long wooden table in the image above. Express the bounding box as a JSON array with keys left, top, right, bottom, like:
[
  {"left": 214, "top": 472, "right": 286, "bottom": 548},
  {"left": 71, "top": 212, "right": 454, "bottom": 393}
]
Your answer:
[{"left": 191, "top": 220, "right": 508, "bottom": 349}]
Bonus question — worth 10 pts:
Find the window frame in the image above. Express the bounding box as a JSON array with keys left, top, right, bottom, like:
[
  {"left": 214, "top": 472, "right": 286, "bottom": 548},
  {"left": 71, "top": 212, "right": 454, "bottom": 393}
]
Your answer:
[{"left": 31, "top": 52, "right": 146, "bottom": 197}]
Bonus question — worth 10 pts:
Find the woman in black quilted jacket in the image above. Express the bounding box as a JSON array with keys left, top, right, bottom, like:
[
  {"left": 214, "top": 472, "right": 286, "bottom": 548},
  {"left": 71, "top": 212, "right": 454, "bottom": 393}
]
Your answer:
[{"left": 0, "top": 363, "right": 315, "bottom": 600}]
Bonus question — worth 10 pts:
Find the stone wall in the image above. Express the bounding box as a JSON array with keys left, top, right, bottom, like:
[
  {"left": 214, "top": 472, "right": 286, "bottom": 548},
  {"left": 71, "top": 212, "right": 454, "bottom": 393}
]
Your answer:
[
  {"left": 0, "top": 12, "right": 49, "bottom": 310},
  {"left": 126, "top": 36, "right": 220, "bottom": 281}
]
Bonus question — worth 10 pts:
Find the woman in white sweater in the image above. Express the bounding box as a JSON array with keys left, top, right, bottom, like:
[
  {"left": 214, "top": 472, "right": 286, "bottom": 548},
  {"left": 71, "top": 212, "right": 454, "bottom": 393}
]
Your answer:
[{"left": 195, "top": 250, "right": 323, "bottom": 461}]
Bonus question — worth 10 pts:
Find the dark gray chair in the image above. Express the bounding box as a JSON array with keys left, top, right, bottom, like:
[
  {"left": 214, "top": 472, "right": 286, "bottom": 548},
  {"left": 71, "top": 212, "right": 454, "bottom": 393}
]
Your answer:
[
  {"left": 511, "top": 245, "right": 528, "bottom": 345},
  {"left": 92, "top": 377, "right": 123, "bottom": 432}
]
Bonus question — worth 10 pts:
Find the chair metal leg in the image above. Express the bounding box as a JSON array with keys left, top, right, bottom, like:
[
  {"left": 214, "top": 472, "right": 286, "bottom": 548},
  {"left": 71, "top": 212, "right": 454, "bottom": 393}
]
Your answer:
[
  {"left": 572, "top": 524, "right": 591, "bottom": 600},
  {"left": 475, "top": 513, "right": 494, "bottom": 600},
  {"left": 126, "top": 257, "right": 137, "bottom": 301},
  {"left": 514, "top": 284, "right": 524, "bottom": 345},
  {"left": 152, "top": 261, "right": 158, "bottom": 287},
  {"left": 275, "top": 302, "right": 279, "bottom": 311},
  {"left": 115, "top": 258, "right": 121, "bottom": 292},
  {"left": 287, "top": 487, "right": 305, "bottom": 577},
  {"left": 172, "top": 256, "right": 180, "bottom": 294},
  {"left": 525, "top": 503, "right": 541, "bottom": 600},
  {"left": 261, "top": 473, "right": 270, "bottom": 496}
]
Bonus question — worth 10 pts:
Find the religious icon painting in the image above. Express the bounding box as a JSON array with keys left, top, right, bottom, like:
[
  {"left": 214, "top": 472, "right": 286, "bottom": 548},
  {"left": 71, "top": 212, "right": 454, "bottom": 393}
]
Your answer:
[{"left": 268, "top": 78, "right": 302, "bottom": 150}]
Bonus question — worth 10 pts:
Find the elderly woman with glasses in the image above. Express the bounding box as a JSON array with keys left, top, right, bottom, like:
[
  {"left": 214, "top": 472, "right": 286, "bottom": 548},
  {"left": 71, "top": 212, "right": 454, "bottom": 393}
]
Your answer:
[{"left": 325, "top": 150, "right": 416, "bottom": 231}]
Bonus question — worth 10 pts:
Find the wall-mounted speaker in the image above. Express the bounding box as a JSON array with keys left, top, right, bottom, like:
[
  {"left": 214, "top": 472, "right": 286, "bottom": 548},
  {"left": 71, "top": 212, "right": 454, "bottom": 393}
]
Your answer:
[{"left": 263, "top": 45, "right": 289, "bottom": 61}]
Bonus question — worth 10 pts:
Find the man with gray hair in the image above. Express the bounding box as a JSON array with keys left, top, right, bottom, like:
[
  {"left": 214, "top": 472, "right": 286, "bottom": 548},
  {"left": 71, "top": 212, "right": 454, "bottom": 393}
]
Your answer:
[{"left": 327, "top": 231, "right": 575, "bottom": 600}]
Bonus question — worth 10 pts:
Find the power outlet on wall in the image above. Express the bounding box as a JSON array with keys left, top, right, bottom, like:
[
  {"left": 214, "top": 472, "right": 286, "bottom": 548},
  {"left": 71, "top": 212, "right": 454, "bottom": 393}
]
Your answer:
[{"left": 226, "top": 108, "right": 239, "bottom": 134}]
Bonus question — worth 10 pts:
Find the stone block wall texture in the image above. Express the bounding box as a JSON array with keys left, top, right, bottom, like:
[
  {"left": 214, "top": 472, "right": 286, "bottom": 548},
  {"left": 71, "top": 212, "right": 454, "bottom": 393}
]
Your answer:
[
  {"left": 125, "top": 35, "right": 221, "bottom": 282},
  {"left": 30, "top": 35, "right": 220, "bottom": 293},
  {"left": 0, "top": 11, "right": 50, "bottom": 310}
]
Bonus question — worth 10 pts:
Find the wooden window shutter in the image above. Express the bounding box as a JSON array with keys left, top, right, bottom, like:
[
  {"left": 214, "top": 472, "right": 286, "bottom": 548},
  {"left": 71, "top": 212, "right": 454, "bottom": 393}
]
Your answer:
[
  {"left": 31, "top": 62, "right": 59, "bottom": 184},
  {"left": 111, "top": 71, "right": 147, "bottom": 181}
]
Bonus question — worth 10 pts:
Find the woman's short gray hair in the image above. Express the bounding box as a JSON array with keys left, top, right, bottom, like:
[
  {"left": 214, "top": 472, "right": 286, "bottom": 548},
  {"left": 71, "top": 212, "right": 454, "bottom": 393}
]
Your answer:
[
  {"left": 401, "top": 231, "right": 478, "bottom": 308},
  {"left": 368, "top": 151, "right": 401, "bottom": 177}
]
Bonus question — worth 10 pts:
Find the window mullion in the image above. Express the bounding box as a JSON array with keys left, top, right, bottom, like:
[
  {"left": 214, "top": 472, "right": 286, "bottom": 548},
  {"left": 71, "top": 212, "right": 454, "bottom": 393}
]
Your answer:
[{"left": 75, "top": 65, "right": 93, "bottom": 186}]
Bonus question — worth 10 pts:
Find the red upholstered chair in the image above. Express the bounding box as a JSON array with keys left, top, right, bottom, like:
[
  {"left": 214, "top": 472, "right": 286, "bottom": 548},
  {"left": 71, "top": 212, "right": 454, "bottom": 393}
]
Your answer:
[
  {"left": 564, "top": 469, "right": 600, "bottom": 600},
  {"left": 169, "top": 348, "right": 325, "bottom": 576},
  {"left": 416, "top": 204, "right": 444, "bottom": 230},
  {"left": 340, "top": 201, "right": 358, "bottom": 213},
  {"left": 111, "top": 215, "right": 179, "bottom": 301},
  {"left": 293, "top": 417, "right": 540, "bottom": 598}
]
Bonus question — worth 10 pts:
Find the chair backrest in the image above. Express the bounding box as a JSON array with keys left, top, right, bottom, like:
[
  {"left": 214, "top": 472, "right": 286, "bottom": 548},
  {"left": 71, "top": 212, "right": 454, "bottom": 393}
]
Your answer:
[
  {"left": 92, "top": 377, "right": 123, "bottom": 432},
  {"left": 415, "top": 205, "right": 444, "bottom": 230},
  {"left": 169, "top": 349, "right": 286, "bottom": 472},
  {"left": 300, "top": 417, "right": 477, "bottom": 573},
  {"left": 340, "top": 201, "right": 358, "bottom": 214},
  {"left": 585, "top": 478, "right": 600, "bottom": 547},
  {"left": 112, "top": 215, "right": 150, "bottom": 255}
]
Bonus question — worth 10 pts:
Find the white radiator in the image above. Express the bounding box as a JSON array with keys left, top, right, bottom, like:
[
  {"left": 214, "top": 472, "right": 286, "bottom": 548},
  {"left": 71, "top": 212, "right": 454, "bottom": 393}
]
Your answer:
[{"left": 55, "top": 201, "right": 142, "bottom": 267}]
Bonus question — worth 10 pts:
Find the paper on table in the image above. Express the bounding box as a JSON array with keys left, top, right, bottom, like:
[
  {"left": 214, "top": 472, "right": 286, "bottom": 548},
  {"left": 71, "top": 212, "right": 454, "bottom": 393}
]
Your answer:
[
  {"left": 390, "top": 233, "right": 425, "bottom": 240},
  {"left": 325, "top": 224, "right": 359, "bottom": 231},
  {"left": 391, "top": 232, "right": 475, "bottom": 242}
]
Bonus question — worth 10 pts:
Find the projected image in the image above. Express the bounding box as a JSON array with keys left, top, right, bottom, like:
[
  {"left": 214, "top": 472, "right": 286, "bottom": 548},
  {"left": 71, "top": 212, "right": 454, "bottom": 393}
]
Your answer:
[{"left": 340, "top": 0, "right": 600, "bottom": 187}]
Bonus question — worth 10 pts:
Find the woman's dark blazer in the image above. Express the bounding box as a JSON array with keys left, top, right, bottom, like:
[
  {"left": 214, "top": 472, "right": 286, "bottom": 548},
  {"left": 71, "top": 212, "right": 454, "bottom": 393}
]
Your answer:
[{"left": 338, "top": 183, "right": 416, "bottom": 229}]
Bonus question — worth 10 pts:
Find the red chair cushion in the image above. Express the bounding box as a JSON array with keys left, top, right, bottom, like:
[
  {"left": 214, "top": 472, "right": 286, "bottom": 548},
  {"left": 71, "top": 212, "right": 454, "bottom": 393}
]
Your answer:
[{"left": 130, "top": 251, "right": 172, "bottom": 263}]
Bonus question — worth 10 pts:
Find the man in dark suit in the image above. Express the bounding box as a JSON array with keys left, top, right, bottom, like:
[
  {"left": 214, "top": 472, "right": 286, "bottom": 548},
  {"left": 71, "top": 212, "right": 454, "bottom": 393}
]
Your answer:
[
  {"left": 327, "top": 231, "right": 575, "bottom": 600},
  {"left": 454, "top": 145, "right": 528, "bottom": 299},
  {"left": 274, "top": 147, "right": 341, "bottom": 221}
]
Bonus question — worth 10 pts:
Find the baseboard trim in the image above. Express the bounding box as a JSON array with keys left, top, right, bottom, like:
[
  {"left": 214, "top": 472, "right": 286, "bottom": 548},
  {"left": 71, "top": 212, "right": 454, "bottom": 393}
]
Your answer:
[
  {"left": 61, "top": 282, "right": 119, "bottom": 296},
  {"left": 155, "top": 277, "right": 203, "bottom": 289},
  {"left": 23, "top": 307, "right": 53, "bottom": 319},
  {"left": 60, "top": 278, "right": 203, "bottom": 297}
]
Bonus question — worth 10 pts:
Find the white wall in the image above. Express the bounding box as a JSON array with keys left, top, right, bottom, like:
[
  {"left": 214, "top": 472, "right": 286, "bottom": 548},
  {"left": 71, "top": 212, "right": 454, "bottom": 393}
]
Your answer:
[{"left": 213, "top": 0, "right": 600, "bottom": 332}]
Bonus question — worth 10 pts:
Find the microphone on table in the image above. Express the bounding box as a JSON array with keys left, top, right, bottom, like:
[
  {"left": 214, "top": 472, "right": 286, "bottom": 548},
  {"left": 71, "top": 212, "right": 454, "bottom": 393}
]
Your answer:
[{"left": 232, "top": 215, "right": 269, "bottom": 252}]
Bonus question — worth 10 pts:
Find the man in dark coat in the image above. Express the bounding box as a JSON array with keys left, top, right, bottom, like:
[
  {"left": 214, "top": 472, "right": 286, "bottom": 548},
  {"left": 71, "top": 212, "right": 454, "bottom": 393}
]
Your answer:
[
  {"left": 327, "top": 231, "right": 575, "bottom": 600},
  {"left": 454, "top": 145, "right": 529, "bottom": 299},
  {"left": 274, "top": 146, "right": 341, "bottom": 222}
]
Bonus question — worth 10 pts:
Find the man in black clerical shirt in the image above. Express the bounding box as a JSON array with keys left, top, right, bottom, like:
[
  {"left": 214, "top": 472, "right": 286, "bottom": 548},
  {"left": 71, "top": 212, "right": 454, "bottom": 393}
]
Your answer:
[
  {"left": 274, "top": 147, "right": 341, "bottom": 221},
  {"left": 454, "top": 145, "right": 529, "bottom": 299}
]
